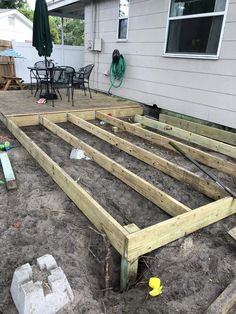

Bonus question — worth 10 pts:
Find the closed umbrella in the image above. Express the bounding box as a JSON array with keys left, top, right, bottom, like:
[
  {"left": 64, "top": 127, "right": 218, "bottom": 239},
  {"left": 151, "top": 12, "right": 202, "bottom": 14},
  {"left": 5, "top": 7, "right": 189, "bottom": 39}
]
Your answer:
[{"left": 33, "top": 0, "right": 53, "bottom": 64}]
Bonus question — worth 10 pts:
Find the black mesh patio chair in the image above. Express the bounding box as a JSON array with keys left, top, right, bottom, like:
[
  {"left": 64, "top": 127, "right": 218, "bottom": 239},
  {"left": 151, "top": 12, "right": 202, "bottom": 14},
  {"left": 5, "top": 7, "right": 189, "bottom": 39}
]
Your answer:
[
  {"left": 33, "top": 60, "right": 54, "bottom": 96},
  {"left": 73, "top": 64, "right": 94, "bottom": 98},
  {"left": 52, "top": 66, "right": 75, "bottom": 106}
]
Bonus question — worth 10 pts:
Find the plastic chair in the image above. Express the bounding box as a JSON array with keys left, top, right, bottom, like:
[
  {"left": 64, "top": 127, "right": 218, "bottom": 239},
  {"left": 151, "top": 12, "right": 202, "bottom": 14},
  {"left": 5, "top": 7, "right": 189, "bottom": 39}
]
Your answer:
[{"left": 73, "top": 64, "right": 94, "bottom": 98}]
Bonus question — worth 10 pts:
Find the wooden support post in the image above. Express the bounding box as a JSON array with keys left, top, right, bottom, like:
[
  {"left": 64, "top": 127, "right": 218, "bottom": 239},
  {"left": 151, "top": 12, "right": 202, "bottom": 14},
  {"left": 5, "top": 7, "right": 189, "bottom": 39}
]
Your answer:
[
  {"left": 0, "top": 152, "right": 17, "bottom": 190},
  {"left": 68, "top": 114, "right": 227, "bottom": 200},
  {"left": 135, "top": 115, "right": 236, "bottom": 160},
  {"left": 120, "top": 223, "right": 140, "bottom": 291},
  {"left": 112, "top": 126, "right": 122, "bottom": 133},
  {"left": 96, "top": 112, "right": 236, "bottom": 176}
]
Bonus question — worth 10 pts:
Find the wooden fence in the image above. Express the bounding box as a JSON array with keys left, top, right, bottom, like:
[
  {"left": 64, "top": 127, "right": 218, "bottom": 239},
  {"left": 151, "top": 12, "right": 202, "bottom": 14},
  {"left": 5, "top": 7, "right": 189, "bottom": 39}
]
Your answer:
[{"left": 0, "top": 40, "right": 15, "bottom": 84}]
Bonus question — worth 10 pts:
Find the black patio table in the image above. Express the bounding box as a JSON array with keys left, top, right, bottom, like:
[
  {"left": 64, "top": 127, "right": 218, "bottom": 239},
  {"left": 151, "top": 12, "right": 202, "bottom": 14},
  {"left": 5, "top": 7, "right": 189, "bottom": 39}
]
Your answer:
[{"left": 28, "top": 66, "right": 63, "bottom": 101}]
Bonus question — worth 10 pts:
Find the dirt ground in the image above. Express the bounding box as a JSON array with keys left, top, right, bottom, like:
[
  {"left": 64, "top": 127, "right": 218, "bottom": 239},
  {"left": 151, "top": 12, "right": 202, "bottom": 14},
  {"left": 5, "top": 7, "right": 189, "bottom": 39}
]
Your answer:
[{"left": 0, "top": 116, "right": 236, "bottom": 314}]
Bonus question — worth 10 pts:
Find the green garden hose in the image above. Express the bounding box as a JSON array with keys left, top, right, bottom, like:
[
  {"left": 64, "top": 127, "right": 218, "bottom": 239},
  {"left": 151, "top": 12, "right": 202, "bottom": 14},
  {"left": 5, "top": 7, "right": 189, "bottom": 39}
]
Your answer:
[{"left": 108, "top": 53, "right": 126, "bottom": 94}]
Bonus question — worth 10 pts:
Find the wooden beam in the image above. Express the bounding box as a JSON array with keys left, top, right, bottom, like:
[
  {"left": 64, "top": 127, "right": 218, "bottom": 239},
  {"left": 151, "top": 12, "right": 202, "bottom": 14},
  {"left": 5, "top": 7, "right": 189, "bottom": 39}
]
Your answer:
[
  {"left": 2, "top": 117, "right": 127, "bottom": 256},
  {"left": 135, "top": 115, "right": 236, "bottom": 160},
  {"left": 120, "top": 223, "right": 140, "bottom": 291},
  {"left": 228, "top": 226, "right": 236, "bottom": 240},
  {"left": 126, "top": 197, "right": 236, "bottom": 260},
  {"left": 96, "top": 112, "right": 236, "bottom": 177},
  {"left": 68, "top": 114, "right": 227, "bottom": 200},
  {"left": 40, "top": 116, "right": 191, "bottom": 217},
  {"left": 0, "top": 152, "right": 17, "bottom": 190},
  {"left": 6, "top": 105, "right": 143, "bottom": 127},
  {"left": 205, "top": 278, "right": 236, "bottom": 314},
  {"left": 159, "top": 113, "right": 236, "bottom": 146}
]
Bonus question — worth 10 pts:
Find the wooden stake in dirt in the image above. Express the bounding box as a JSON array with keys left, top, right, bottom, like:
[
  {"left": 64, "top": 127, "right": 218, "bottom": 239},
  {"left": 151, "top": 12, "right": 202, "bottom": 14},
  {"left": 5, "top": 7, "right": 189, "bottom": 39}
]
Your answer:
[
  {"left": 0, "top": 152, "right": 17, "bottom": 190},
  {"left": 89, "top": 227, "right": 111, "bottom": 295},
  {"left": 103, "top": 234, "right": 111, "bottom": 296},
  {"left": 205, "top": 278, "right": 236, "bottom": 314},
  {"left": 228, "top": 227, "right": 236, "bottom": 240}
]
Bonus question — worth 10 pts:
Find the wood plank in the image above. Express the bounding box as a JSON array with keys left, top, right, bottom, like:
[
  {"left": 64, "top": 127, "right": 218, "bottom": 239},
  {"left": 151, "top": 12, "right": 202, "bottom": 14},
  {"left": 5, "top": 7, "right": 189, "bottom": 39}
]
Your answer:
[
  {"left": 120, "top": 223, "right": 140, "bottom": 291},
  {"left": 40, "top": 116, "right": 191, "bottom": 217},
  {"left": 68, "top": 114, "right": 227, "bottom": 200},
  {"left": 0, "top": 152, "right": 17, "bottom": 190},
  {"left": 2, "top": 117, "right": 127, "bottom": 256},
  {"left": 228, "top": 226, "right": 236, "bottom": 240},
  {"left": 135, "top": 115, "right": 236, "bottom": 160},
  {"left": 126, "top": 197, "right": 236, "bottom": 260},
  {"left": 159, "top": 113, "right": 236, "bottom": 146},
  {"left": 6, "top": 105, "right": 143, "bottom": 127},
  {"left": 205, "top": 278, "right": 236, "bottom": 314},
  {"left": 96, "top": 112, "right": 236, "bottom": 177}
]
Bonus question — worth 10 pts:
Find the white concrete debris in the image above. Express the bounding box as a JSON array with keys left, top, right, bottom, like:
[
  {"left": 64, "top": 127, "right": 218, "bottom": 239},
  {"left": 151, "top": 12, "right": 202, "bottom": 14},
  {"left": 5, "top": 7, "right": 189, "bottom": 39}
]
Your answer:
[{"left": 10, "top": 254, "right": 74, "bottom": 314}]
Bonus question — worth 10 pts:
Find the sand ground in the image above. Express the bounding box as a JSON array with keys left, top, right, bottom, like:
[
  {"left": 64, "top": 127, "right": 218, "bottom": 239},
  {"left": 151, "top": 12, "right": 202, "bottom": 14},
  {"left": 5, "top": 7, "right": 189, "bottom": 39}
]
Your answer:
[{"left": 0, "top": 89, "right": 235, "bottom": 313}]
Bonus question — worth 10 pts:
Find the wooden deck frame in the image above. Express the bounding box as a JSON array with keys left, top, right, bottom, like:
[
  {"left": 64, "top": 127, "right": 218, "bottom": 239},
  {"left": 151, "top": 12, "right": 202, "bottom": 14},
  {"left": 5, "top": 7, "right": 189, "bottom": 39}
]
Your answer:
[
  {"left": 96, "top": 112, "right": 236, "bottom": 177},
  {"left": 1, "top": 106, "right": 235, "bottom": 291},
  {"left": 159, "top": 113, "right": 236, "bottom": 146},
  {"left": 134, "top": 115, "right": 236, "bottom": 160},
  {"left": 67, "top": 114, "right": 227, "bottom": 201}
]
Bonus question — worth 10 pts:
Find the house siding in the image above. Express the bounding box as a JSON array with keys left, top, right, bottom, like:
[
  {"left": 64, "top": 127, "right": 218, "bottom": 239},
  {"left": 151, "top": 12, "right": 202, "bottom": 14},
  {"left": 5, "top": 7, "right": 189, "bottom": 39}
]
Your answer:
[
  {"left": 84, "top": 0, "right": 236, "bottom": 129},
  {"left": 0, "top": 13, "right": 32, "bottom": 42}
]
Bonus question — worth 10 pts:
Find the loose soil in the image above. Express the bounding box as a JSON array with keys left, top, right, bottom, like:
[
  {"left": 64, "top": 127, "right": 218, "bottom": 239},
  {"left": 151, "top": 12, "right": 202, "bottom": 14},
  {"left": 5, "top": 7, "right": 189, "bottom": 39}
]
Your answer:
[{"left": 0, "top": 119, "right": 235, "bottom": 314}]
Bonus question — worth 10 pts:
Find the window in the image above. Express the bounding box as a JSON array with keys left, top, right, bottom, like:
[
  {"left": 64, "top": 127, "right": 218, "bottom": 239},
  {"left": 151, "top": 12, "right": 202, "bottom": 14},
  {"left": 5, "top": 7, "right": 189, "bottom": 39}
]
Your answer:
[
  {"left": 118, "top": 0, "right": 129, "bottom": 40},
  {"left": 8, "top": 16, "right": 15, "bottom": 26},
  {"left": 165, "top": 0, "right": 227, "bottom": 58}
]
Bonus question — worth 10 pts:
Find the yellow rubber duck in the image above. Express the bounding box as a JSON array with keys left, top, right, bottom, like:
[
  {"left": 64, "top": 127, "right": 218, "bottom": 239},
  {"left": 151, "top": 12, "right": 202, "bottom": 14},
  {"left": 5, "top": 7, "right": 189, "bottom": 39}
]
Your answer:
[{"left": 148, "top": 277, "right": 163, "bottom": 297}]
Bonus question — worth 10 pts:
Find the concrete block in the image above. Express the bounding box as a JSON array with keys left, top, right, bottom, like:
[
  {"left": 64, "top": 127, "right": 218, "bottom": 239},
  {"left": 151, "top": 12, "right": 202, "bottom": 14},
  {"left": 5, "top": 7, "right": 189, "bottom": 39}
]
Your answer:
[
  {"left": 37, "top": 254, "right": 58, "bottom": 271},
  {"left": 10, "top": 254, "right": 74, "bottom": 314}
]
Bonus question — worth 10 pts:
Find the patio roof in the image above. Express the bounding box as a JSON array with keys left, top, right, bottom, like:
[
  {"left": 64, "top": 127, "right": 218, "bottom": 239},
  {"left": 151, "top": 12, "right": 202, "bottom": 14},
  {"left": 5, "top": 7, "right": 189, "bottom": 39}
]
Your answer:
[{"left": 47, "top": 0, "right": 87, "bottom": 19}]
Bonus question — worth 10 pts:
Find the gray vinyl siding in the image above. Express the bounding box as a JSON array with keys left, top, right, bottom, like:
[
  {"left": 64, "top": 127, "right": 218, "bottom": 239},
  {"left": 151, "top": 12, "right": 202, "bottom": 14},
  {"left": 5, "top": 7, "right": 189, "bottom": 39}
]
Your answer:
[{"left": 84, "top": 0, "right": 236, "bottom": 129}]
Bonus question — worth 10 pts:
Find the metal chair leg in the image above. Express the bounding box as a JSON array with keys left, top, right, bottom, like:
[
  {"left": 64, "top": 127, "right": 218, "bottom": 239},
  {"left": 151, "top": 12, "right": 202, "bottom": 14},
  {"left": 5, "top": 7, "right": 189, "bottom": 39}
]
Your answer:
[{"left": 88, "top": 82, "right": 92, "bottom": 98}]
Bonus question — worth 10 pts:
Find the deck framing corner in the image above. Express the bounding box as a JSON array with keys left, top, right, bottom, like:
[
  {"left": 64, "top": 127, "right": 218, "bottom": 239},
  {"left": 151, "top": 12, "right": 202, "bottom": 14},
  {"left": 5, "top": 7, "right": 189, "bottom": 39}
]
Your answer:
[{"left": 1, "top": 106, "right": 235, "bottom": 290}]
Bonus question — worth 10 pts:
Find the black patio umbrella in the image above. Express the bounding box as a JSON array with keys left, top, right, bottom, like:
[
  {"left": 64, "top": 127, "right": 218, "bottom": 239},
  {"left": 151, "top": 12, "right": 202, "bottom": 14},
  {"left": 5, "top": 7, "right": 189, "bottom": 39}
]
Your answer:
[{"left": 32, "top": 0, "right": 53, "bottom": 65}]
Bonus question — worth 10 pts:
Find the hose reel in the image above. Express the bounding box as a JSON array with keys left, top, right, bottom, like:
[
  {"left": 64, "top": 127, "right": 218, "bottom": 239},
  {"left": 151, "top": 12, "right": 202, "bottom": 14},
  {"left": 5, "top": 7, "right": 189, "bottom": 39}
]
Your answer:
[{"left": 108, "top": 49, "right": 126, "bottom": 94}]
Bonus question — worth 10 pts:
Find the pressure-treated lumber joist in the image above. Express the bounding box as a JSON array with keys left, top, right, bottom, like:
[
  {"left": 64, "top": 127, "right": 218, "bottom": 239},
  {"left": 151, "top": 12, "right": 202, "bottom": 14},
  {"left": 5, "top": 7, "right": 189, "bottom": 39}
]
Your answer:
[
  {"left": 3, "top": 117, "right": 128, "bottom": 256},
  {"left": 40, "top": 116, "right": 191, "bottom": 217},
  {"left": 228, "top": 226, "right": 236, "bottom": 240},
  {"left": 68, "top": 114, "right": 227, "bottom": 200},
  {"left": 135, "top": 115, "right": 236, "bottom": 159},
  {"left": 96, "top": 112, "right": 236, "bottom": 177},
  {"left": 126, "top": 197, "right": 236, "bottom": 260},
  {"left": 159, "top": 113, "right": 236, "bottom": 146},
  {"left": 0, "top": 152, "right": 17, "bottom": 190},
  {"left": 7, "top": 105, "right": 143, "bottom": 127}
]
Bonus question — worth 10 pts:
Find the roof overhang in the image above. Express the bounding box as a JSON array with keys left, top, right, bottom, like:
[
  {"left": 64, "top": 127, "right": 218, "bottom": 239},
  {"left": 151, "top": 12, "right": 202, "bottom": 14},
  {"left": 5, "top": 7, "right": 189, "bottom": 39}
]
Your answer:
[{"left": 47, "top": 0, "right": 87, "bottom": 19}]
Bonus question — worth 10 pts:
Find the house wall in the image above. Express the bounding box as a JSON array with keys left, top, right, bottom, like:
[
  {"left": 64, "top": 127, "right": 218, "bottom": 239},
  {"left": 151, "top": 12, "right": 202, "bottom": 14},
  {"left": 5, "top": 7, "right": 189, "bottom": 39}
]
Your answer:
[
  {"left": 12, "top": 41, "right": 84, "bottom": 83},
  {"left": 84, "top": 0, "right": 236, "bottom": 129},
  {"left": 0, "top": 14, "right": 32, "bottom": 42}
]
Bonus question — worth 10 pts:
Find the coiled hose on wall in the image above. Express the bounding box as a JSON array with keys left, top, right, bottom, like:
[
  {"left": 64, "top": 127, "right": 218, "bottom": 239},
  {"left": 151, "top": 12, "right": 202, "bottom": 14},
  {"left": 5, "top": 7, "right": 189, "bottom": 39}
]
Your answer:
[{"left": 108, "top": 49, "right": 126, "bottom": 94}]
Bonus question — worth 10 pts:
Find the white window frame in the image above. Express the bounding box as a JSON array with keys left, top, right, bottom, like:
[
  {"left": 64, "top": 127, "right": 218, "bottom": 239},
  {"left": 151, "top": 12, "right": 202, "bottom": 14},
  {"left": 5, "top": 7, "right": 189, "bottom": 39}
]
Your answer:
[
  {"left": 8, "top": 15, "right": 16, "bottom": 26},
  {"left": 117, "top": 0, "right": 129, "bottom": 42},
  {"left": 163, "top": 0, "right": 229, "bottom": 59}
]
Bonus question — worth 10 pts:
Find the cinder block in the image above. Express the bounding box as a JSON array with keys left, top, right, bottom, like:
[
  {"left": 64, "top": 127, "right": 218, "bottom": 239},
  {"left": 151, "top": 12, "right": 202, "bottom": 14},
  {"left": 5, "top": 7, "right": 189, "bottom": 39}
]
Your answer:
[{"left": 10, "top": 255, "right": 74, "bottom": 314}]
